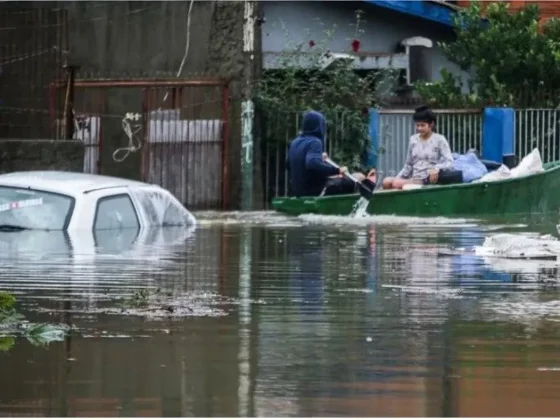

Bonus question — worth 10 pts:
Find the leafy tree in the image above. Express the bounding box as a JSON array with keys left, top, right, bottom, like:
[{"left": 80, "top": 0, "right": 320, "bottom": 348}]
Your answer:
[
  {"left": 255, "top": 10, "right": 398, "bottom": 167},
  {"left": 415, "top": 2, "right": 560, "bottom": 107}
]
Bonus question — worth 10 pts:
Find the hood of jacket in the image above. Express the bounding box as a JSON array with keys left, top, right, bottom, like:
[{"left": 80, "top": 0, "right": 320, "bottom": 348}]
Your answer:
[{"left": 300, "top": 110, "right": 327, "bottom": 144}]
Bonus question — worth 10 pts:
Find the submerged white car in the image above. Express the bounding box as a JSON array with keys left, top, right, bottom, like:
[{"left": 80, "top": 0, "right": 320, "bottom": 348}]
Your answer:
[{"left": 0, "top": 171, "right": 197, "bottom": 231}]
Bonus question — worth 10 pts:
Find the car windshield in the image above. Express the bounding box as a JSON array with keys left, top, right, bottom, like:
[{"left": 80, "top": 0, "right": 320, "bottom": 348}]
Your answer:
[{"left": 0, "top": 186, "right": 74, "bottom": 230}]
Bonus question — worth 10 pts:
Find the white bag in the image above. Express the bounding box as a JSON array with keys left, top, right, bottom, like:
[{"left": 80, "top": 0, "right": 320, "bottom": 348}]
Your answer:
[
  {"left": 510, "top": 148, "right": 543, "bottom": 177},
  {"left": 473, "top": 164, "right": 511, "bottom": 183},
  {"left": 473, "top": 148, "right": 544, "bottom": 183}
]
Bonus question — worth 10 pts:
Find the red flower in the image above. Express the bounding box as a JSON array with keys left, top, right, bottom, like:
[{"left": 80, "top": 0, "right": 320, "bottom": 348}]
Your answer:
[
  {"left": 308, "top": 40, "right": 315, "bottom": 48},
  {"left": 351, "top": 39, "right": 361, "bottom": 52}
]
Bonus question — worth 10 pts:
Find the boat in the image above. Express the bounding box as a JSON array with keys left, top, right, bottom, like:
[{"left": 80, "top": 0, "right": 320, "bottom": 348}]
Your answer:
[{"left": 271, "top": 161, "right": 560, "bottom": 221}]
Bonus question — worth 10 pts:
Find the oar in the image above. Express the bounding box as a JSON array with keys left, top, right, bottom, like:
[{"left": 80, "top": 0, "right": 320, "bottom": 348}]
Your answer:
[{"left": 325, "top": 158, "right": 374, "bottom": 200}]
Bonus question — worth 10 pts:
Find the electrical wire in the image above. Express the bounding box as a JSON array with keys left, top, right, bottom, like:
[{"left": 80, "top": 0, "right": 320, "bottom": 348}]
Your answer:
[
  {"left": 161, "top": 0, "right": 195, "bottom": 106},
  {"left": 111, "top": 0, "right": 195, "bottom": 162}
]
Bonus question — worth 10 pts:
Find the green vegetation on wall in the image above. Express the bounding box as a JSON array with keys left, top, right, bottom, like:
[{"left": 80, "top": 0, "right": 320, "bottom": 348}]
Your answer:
[{"left": 255, "top": 10, "right": 398, "bottom": 167}]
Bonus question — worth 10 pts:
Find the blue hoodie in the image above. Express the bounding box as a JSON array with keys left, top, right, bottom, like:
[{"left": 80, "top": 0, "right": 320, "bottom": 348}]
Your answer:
[{"left": 287, "top": 111, "right": 339, "bottom": 197}]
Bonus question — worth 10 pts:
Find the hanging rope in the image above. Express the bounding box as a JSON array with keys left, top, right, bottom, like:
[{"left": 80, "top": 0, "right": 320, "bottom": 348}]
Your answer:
[{"left": 113, "top": 112, "right": 142, "bottom": 163}]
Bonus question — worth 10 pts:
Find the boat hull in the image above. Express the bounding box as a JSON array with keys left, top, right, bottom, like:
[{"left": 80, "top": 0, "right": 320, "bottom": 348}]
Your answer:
[{"left": 271, "top": 162, "right": 560, "bottom": 222}]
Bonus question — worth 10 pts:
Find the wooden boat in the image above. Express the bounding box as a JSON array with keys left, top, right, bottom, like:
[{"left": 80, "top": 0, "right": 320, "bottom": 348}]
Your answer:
[{"left": 271, "top": 161, "right": 560, "bottom": 221}]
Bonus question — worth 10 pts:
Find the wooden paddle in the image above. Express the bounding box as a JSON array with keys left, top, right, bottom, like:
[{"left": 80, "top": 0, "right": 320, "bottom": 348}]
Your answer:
[{"left": 325, "top": 158, "right": 374, "bottom": 200}]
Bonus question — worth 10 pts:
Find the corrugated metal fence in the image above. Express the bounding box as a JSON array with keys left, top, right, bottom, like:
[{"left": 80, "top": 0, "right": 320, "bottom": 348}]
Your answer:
[
  {"left": 49, "top": 78, "right": 231, "bottom": 210},
  {"left": 377, "top": 109, "right": 483, "bottom": 179},
  {"left": 515, "top": 109, "right": 560, "bottom": 163}
]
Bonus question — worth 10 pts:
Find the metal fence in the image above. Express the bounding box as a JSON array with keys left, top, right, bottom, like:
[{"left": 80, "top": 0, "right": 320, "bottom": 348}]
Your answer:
[
  {"left": 0, "top": 7, "right": 68, "bottom": 139},
  {"left": 515, "top": 109, "right": 560, "bottom": 163},
  {"left": 261, "top": 111, "right": 361, "bottom": 204},
  {"left": 262, "top": 108, "right": 484, "bottom": 205},
  {"left": 377, "top": 109, "right": 483, "bottom": 180}
]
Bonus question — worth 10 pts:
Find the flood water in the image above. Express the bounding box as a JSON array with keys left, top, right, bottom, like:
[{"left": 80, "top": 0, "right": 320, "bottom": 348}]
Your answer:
[{"left": 1, "top": 212, "right": 560, "bottom": 416}]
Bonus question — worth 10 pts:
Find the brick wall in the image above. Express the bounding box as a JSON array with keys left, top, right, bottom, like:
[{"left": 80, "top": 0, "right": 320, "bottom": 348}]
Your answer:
[{"left": 456, "top": 0, "right": 560, "bottom": 21}]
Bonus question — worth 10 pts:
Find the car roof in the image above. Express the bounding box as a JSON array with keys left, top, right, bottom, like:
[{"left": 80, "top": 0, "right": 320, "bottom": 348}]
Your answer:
[{"left": 0, "top": 171, "right": 154, "bottom": 196}]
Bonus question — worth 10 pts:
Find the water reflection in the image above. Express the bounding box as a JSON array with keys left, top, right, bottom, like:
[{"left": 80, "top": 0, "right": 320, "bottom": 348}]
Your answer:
[{"left": 0, "top": 221, "right": 560, "bottom": 416}]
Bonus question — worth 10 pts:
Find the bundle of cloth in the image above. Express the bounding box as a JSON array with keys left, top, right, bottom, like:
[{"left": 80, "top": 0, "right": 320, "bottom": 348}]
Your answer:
[
  {"left": 451, "top": 150, "right": 488, "bottom": 183},
  {"left": 449, "top": 148, "right": 543, "bottom": 184}
]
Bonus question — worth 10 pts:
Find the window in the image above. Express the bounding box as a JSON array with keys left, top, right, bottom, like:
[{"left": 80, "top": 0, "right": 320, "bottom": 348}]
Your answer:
[
  {"left": 94, "top": 194, "right": 140, "bottom": 231},
  {"left": 133, "top": 188, "right": 193, "bottom": 227},
  {"left": 162, "top": 202, "right": 191, "bottom": 226},
  {"left": 0, "top": 186, "right": 74, "bottom": 230}
]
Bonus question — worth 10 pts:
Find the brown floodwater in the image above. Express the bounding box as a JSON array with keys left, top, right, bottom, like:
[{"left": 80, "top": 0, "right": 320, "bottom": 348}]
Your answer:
[{"left": 1, "top": 211, "right": 560, "bottom": 417}]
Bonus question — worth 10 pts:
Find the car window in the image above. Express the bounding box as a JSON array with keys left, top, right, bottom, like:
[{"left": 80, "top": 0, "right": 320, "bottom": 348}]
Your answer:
[
  {"left": 133, "top": 188, "right": 192, "bottom": 226},
  {"left": 136, "top": 191, "right": 159, "bottom": 226},
  {"left": 0, "top": 186, "right": 74, "bottom": 230},
  {"left": 94, "top": 194, "right": 140, "bottom": 231},
  {"left": 163, "top": 201, "right": 191, "bottom": 226}
]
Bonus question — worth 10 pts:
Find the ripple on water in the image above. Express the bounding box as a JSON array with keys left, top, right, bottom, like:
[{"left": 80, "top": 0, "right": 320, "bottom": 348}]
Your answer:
[
  {"left": 195, "top": 209, "right": 483, "bottom": 229},
  {"left": 2, "top": 220, "right": 560, "bottom": 416}
]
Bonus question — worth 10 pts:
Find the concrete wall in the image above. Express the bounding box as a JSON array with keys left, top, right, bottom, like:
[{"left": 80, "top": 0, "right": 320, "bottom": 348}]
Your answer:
[
  {"left": 260, "top": 1, "right": 470, "bottom": 90},
  {"left": 60, "top": 1, "right": 244, "bottom": 78},
  {"left": 4, "top": 1, "right": 252, "bottom": 209},
  {"left": 58, "top": 1, "right": 247, "bottom": 206},
  {"left": 0, "top": 140, "right": 84, "bottom": 173}
]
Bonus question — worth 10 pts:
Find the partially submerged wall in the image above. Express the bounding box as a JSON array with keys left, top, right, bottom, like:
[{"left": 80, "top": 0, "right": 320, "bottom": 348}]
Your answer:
[
  {"left": 3, "top": 1, "right": 257, "bottom": 209},
  {"left": 59, "top": 1, "right": 248, "bottom": 206},
  {"left": 0, "top": 140, "right": 84, "bottom": 173}
]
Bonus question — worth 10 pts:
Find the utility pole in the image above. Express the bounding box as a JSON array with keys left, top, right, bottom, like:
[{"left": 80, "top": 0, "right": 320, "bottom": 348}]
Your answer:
[{"left": 241, "top": 0, "right": 256, "bottom": 210}]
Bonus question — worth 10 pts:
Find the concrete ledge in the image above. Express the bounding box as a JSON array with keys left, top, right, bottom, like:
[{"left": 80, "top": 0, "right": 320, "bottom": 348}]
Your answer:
[{"left": 0, "top": 140, "right": 85, "bottom": 174}]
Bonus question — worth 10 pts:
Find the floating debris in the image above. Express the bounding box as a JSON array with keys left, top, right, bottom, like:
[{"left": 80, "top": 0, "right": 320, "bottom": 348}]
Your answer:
[
  {"left": 0, "top": 291, "right": 69, "bottom": 351},
  {"left": 475, "top": 233, "right": 560, "bottom": 260}
]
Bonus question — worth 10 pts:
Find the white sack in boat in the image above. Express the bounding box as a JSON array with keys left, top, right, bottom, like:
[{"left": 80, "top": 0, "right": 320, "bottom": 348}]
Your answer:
[{"left": 473, "top": 148, "right": 544, "bottom": 183}]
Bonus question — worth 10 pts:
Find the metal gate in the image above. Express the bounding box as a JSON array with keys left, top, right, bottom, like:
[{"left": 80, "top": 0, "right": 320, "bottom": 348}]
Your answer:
[{"left": 49, "top": 79, "right": 231, "bottom": 210}]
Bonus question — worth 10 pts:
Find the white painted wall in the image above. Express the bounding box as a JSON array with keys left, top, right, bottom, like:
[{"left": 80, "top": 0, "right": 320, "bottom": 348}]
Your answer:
[{"left": 260, "top": 1, "right": 470, "bottom": 90}]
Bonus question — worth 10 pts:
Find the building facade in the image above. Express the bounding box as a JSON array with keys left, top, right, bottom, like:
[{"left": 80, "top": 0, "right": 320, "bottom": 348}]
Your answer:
[{"left": 260, "top": 0, "right": 470, "bottom": 99}]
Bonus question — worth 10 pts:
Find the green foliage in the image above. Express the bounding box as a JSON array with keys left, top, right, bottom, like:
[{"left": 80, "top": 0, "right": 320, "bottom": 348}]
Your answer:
[
  {"left": 0, "top": 291, "right": 68, "bottom": 352},
  {"left": 22, "top": 323, "right": 67, "bottom": 348},
  {"left": 122, "top": 288, "right": 166, "bottom": 308},
  {"left": 415, "top": 2, "right": 560, "bottom": 108},
  {"left": 0, "top": 336, "right": 15, "bottom": 352},
  {"left": 0, "top": 291, "right": 23, "bottom": 325},
  {"left": 0, "top": 291, "right": 15, "bottom": 312},
  {"left": 255, "top": 10, "right": 398, "bottom": 166}
]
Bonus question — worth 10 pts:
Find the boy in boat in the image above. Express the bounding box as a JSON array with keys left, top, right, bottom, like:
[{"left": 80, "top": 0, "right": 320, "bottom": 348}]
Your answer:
[
  {"left": 382, "top": 105, "right": 460, "bottom": 190},
  {"left": 287, "top": 110, "right": 349, "bottom": 197}
]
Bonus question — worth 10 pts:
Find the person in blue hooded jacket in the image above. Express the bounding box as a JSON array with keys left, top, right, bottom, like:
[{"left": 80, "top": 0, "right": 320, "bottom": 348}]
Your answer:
[{"left": 287, "top": 111, "right": 348, "bottom": 197}]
